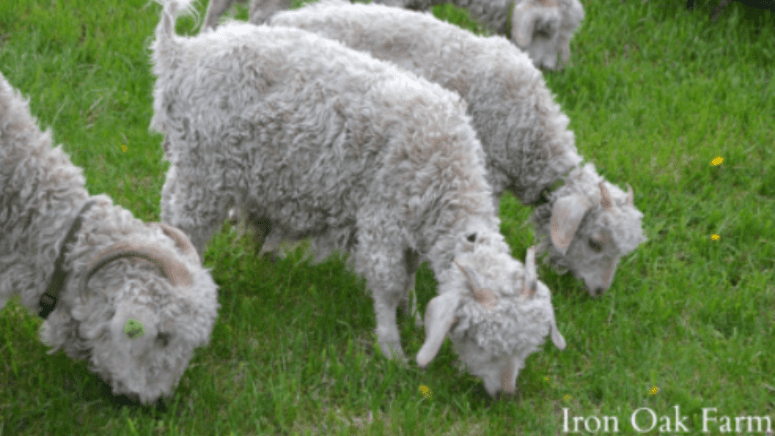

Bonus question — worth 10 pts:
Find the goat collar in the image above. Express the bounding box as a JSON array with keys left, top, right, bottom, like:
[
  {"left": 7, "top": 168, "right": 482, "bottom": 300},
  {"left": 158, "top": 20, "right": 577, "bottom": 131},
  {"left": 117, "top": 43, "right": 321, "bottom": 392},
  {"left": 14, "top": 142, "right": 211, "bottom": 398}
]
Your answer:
[
  {"left": 534, "top": 189, "right": 552, "bottom": 206},
  {"left": 535, "top": 167, "right": 577, "bottom": 206},
  {"left": 39, "top": 199, "right": 97, "bottom": 319}
]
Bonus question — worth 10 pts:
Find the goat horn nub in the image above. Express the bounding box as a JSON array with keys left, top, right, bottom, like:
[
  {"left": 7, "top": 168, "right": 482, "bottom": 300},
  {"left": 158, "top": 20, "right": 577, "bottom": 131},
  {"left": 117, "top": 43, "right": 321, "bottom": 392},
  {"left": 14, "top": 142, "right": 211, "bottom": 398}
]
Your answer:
[
  {"left": 521, "top": 246, "right": 538, "bottom": 297},
  {"left": 599, "top": 181, "right": 614, "bottom": 211},
  {"left": 80, "top": 241, "right": 194, "bottom": 302},
  {"left": 598, "top": 182, "right": 614, "bottom": 211},
  {"left": 454, "top": 260, "right": 497, "bottom": 309}
]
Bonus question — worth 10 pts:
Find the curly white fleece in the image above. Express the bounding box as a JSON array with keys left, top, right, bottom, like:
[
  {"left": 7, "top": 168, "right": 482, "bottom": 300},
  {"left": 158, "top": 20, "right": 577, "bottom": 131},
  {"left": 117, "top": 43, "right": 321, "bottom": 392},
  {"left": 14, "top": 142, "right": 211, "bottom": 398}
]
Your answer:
[
  {"left": 0, "top": 72, "right": 219, "bottom": 405},
  {"left": 151, "top": 0, "right": 564, "bottom": 396}
]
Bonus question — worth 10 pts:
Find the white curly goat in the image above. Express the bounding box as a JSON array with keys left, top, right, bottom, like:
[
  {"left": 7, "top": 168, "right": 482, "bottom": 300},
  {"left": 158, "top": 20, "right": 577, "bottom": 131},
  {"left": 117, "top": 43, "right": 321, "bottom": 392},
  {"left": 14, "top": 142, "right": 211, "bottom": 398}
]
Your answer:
[
  {"left": 510, "top": 0, "right": 585, "bottom": 70},
  {"left": 262, "top": 0, "right": 645, "bottom": 296},
  {"left": 420, "top": 245, "right": 566, "bottom": 396},
  {"left": 369, "top": 0, "right": 585, "bottom": 70},
  {"left": 204, "top": 0, "right": 288, "bottom": 29},
  {"left": 151, "top": 0, "right": 565, "bottom": 396},
  {"left": 0, "top": 72, "right": 220, "bottom": 405},
  {"left": 202, "top": 0, "right": 584, "bottom": 70}
]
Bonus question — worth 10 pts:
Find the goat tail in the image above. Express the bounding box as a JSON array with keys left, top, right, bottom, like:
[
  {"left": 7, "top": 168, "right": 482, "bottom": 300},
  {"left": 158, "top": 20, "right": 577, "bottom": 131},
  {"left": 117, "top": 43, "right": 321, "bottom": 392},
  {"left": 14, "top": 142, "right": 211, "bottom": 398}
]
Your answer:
[{"left": 152, "top": 0, "right": 196, "bottom": 72}]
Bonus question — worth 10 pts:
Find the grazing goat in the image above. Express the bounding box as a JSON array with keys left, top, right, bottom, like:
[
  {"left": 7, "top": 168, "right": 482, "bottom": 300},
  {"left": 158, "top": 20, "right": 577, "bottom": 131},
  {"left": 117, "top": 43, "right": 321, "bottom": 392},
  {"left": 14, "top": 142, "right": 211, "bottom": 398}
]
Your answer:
[
  {"left": 203, "top": 0, "right": 585, "bottom": 70},
  {"left": 151, "top": 0, "right": 565, "bottom": 396},
  {"left": 263, "top": 0, "right": 646, "bottom": 296},
  {"left": 0, "top": 72, "right": 219, "bottom": 404}
]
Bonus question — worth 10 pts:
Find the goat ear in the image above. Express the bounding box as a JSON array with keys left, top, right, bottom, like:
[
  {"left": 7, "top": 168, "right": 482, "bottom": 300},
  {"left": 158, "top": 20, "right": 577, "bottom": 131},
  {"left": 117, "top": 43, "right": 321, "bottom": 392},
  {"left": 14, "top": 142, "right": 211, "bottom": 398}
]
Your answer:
[
  {"left": 548, "top": 304, "right": 566, "bottom": 350},
  {"left": 550, "top": 194, "right": 590, "bottom": 255},
  {"left": 416, "top": 293, "right": 460, "bottom": 368},
  {"left": 512, "top": 4, "right": 537, "bottom": 48},
  {"left": 625, "top": 183, "right": 634, "bottom": 206}
]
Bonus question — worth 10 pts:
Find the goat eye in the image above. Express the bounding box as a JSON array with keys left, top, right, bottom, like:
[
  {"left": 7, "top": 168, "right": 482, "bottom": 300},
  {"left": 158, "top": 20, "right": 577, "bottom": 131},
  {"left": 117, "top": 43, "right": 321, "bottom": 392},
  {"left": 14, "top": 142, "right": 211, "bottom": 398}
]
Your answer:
[
  {"left": 588, "top": 238, "right": 603, "bottom": 252},
  {"left": 467, "top": 233, "right": 477, "bottom": 243},
  {"left": 155, "top": 333, "right": 170, "bottom": 348}
]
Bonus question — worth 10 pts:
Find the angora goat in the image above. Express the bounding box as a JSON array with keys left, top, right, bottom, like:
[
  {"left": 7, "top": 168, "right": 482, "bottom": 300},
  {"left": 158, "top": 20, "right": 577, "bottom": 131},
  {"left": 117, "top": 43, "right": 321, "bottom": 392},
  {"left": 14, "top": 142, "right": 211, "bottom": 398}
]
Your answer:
[
  {"left": 150, "top": 0, "right": 565, "bottom": 396},
  {"left": 0, "top": 72, "right": 219, "bottom": 405},
  {"left": 369, "top": 0, "right": 585, "bottom": 70},
  {"left": 202, "top": 0, "right": 584, "bottom": 70},
  {"left": 264, "top": 0, "right": 646, "bottom": 296}
]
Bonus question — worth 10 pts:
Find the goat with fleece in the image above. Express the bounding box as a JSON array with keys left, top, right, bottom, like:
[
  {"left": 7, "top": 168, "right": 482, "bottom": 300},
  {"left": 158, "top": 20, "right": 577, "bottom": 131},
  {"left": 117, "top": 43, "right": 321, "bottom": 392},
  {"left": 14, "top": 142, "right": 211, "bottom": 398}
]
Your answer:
[
  {"left": 0, "top": 72, "right": 219, "bottom": 404},
  {"left": 257, "top": 0, "right": 646, "bottom": 296},
  {"left": 202, "top": 0, "right": 584, "bottom": 70},
  {"left": 203, "top": 0, "right": 288, "bottom": 29},
  {"left": 151, "top": 0, "right": 565, "bottom": 396},
  {"left": 368, "top": 0, "right": 585, "bottom": 70}
]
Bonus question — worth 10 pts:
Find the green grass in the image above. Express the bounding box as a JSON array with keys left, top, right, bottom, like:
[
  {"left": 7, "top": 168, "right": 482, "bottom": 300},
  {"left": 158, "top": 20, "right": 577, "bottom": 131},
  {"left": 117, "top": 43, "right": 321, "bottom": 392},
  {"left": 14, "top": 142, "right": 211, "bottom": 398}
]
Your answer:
[{"left": 1, "top": 0, "right": 774, "bottom": 434}]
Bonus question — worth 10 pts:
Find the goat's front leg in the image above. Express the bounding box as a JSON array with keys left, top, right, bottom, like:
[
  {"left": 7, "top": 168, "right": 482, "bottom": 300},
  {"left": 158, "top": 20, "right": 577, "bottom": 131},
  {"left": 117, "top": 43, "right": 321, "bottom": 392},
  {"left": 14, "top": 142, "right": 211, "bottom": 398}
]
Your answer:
[
  {"left": 160, "top": 163, "right": 230, "bottom": 257},
  {"left": 355, "top": 227, "right": 410, "bottom": 363}
]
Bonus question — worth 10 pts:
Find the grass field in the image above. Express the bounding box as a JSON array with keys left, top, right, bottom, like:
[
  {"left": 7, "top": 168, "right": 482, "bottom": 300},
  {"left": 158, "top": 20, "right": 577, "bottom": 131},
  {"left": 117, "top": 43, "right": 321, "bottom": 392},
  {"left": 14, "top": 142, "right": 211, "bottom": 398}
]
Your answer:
[{"left": 1, "top": 0, "right": 774, "bottom": 434}]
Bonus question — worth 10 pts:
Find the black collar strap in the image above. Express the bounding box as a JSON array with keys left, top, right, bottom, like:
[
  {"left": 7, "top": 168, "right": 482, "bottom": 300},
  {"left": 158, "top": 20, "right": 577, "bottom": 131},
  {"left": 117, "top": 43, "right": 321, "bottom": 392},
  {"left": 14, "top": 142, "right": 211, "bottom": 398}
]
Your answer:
[
  {"left": 39, "top": 199, "right": 97, "bottom": 319},
  {"left": 535, "top": 167, "right": 578, "bottom": 207},
  {"left": 534, "top": 189, "right": 552, "bottom": 206}
]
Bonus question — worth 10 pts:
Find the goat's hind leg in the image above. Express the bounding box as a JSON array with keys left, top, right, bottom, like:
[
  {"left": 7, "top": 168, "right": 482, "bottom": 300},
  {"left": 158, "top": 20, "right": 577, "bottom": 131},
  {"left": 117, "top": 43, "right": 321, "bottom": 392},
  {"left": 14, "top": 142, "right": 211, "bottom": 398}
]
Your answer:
[
  {"left": 399, "top": 249, "right": 422, "bottom": 328},
  {"left": 204, "top": 0, "right": 239, "bottom": 29}
]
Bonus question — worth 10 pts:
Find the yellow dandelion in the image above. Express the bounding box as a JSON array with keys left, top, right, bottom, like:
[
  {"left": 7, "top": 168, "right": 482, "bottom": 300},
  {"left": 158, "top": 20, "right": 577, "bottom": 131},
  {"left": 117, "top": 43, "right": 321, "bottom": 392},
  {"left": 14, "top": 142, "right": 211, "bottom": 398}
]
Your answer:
[
  {"left": 121, "top": 144, "right": 128, "bottom": 152},
  {"left": 650, "top": 386, "right": 658, "bottom": 395},
  {"left": 563, "top": 394, "right": 572, "bottom": 401},
  {"left": 711, "top": 234, "right": 720, "bottom": 241},
  {"left": 419, "top": 385, "right": 432, "bottom": 399},
  {"left": 711, "top": 156, "right": 723, "bottom": 166},
  {"left": 545, "top": 377, "right": 549, "bottom": 381}
]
